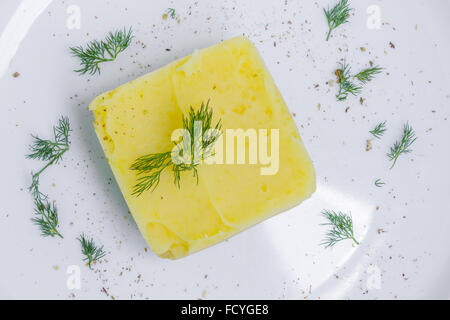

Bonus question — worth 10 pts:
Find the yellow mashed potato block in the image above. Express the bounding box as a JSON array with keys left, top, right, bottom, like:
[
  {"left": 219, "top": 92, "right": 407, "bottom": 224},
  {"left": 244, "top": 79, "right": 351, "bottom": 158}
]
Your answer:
[{"left": 90, "top": 36, "right": 316, "bottom": 259}]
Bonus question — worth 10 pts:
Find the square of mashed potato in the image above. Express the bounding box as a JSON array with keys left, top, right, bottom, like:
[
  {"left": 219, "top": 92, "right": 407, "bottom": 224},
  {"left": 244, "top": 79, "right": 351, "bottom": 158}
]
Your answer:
[{"left": 89, "top": 36, "right": 316, "bottom": 259}]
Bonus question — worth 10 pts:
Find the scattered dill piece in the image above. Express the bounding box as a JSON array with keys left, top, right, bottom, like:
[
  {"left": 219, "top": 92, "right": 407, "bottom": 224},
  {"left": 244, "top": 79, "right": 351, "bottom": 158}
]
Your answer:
[
  {"left": 335, "top": 60, "right": 361, "bottom": 101},
  {"left": 334, "top": 61, "right": 383, "bottom": 101},
  {"left": 103, "top": 28, "right": 133, "bottom": 57},
  {"left": 70, "top": 27, "right": 133, "bottom": 75},
  {"left": 27, "top": 116, "right": 70, "bottom": 165},
  {"left": 78, "top": 233, "right": 106, "bottom": 269},
  {"left": 31, "top": 190, "right": 63, "bottom": 238},
  {"left": 27, "top": 116, "right": 71, "bottom": 238},
  {"left": 370, "top": 121, "right": 387, "bottom": 139},
  {"left": 321, "top": 210, "right": 359, "bottom": 248},
  {"left": 323, "top": 0, "right": 352, "bottom": 41},
  {"left": 166, "top": 8, "right": 176, "bottom": 19},
  {"left": 354, "top": 66, "right": 383, "bottom": 84},
  {"left": 387, "top": 123, "right": 417, "bottom": 169},
  {"left": 374, "top": 179, "right": 385, "bottom": 187},
  {"left": 130, "top": 100, "right": 222, "bottom": 196}
]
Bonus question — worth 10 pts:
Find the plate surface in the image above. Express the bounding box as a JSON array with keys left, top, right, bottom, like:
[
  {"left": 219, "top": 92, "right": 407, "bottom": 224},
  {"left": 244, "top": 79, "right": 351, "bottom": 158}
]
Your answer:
[{"left": 0, "top": 0, "right": 449, "bottom": 299}]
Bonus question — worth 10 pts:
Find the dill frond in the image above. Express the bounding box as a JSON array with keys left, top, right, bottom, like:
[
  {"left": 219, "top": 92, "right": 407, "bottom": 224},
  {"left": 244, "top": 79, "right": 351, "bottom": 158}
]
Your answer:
[
  {"left": 321, "top": 210, "right": 359, "bottom": 248},
  {"left": 70, "top": 27, "right": 133, "bottom": 75},
  {"left": 130, "top": 100, "right": 222, "bottom": 196},
  {"left": 335, "top": 61, "right": 383, "bottom": 101},
  {"left": 374, "top": 179, "right": 385, "bottom": 187},
  {"left": 182, "top": 100, "right": 222, "bottom": 163},
  {"left": 387, "top": 123, "right": 417, "bottom": 169},
  {"left": 31, "top": 189, "right": 62, "bottom": 238},
  {"left": 78, "top": 233, "right": 106, "bottom": 269},
  {"left": 336, "top": 60, "right": 361, "bottom": 101},
  {"left": 324, "top": 0, "right": 352, "bottom": 41},
  {"left": 130, "top": 151, "right": 172, "bottom": 173},
  {"left": 370, "top": 121, "right": 387, "bottom": 139},
  {"left": 166, "top": 8, "right": 176, "bottom": 19},
  {"left": 354, "top": 66, "right": 383, "bottom": 84},
  {"left": 130, "top": 150, "right": 173, "bottom": 196},
  {"left": 27, "top": 116, "right": 70, "bottom": 163},
  {"left": 27, "top": 116, "right": 71, "bottom": 238}
]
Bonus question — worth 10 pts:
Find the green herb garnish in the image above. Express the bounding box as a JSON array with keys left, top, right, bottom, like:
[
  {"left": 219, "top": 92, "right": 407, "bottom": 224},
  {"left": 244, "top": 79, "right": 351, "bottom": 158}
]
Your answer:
[
  {"left": 166, "top": 8, "right": 176, "bottom": 19},
  {"left": 78, "top": 233, "right": 106, "bottom": 269},
  {"left": 355, "top": 66, "right": 383, "bottom": 84},
  {"left": 27, "top": 116, "right": 71, "bottom": 238},
  {"left": 130, "top": 100, "right": 222, "bottom": 196},
  {"left": 31, "top": 193, "right": 62, "bottom": 238},
  {"left": 374, "top": 179, "right": 385, "bottom": 187},
  {"left": 70, "top": 27, "right": 133, "bottom": 75},
  {"left": 321, "top": 210, "right": 359, "bottom": 248},
  {"left": 336, "top": 60, "right": 361, "bottom": 101},
  {"left": 370, "top": 121, "right": 387, "bottom": 139},
  {"left": 387, "top": 123, "right": 417, "bottom": 169},
  {"left": 324, "top": 0, "right": 352, "bottom": 41},
  {"left": 335, "top": 61, "right": 383, "bottom": 101}
]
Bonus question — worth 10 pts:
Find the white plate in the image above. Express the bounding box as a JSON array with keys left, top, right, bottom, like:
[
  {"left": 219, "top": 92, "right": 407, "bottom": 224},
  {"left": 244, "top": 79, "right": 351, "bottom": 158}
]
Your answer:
[{"left": 1, "top": 0, "right": 449, "bottom": 299}]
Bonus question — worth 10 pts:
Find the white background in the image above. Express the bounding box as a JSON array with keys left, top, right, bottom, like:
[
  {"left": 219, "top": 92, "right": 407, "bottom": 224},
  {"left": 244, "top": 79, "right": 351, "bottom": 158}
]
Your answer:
[{"left": 0, "top": 0, "right": 449, "bottom": 299}]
